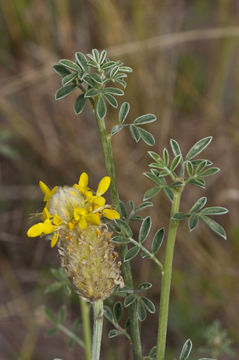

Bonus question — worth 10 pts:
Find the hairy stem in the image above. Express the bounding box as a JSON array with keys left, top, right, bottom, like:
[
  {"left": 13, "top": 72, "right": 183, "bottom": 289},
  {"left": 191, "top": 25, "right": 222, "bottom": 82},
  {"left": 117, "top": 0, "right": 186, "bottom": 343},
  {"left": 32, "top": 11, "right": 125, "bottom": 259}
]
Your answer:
[
  {"left": 80, "top": 298, "right": 91, "bottom": 360},
  {"left": 156, "top": 189, "right": 182, "bottom": 360},
  {"left": 95, "top": 113, "right": 142, "bottom": 360},
  {"left": 91, "top": 299, "right": 104, "bottom": 360}
]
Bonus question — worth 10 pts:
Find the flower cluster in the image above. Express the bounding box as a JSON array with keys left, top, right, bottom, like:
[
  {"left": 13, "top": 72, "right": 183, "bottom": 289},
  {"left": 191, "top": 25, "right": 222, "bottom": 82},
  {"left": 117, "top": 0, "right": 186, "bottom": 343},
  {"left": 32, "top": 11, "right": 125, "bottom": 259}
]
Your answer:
[{"left": 27, "top": 173, "right": 120, "bottom": 247}]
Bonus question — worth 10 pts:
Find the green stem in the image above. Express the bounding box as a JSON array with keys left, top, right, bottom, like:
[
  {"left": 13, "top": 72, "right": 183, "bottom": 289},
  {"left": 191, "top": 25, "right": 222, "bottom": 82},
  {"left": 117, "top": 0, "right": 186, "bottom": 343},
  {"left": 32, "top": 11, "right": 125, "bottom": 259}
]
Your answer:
[
  {"left": 80, "top": 298, "right": 91, "bottom": 360},
  {"left": 58, "top": 323, "right": 84, "bottom": 348},
  {"left": 129, "top": 238, "right": 163, "bottom": 270},
  {"left": 156, "top": 189, "right": 182, "bottom": 360},
  {"left": 91, "top": 299, "right": 104, "bottom": 360},
  {"left": 95, "top": 113, "right": 142, "bottom": 360}
]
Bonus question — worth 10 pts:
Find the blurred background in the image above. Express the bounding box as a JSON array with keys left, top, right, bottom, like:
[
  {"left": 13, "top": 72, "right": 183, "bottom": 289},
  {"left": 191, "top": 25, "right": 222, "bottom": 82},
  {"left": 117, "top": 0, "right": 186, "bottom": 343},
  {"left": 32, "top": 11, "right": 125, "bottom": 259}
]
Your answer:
[{"left": 0, "top": 1, "right": 239, "bottom": 359}]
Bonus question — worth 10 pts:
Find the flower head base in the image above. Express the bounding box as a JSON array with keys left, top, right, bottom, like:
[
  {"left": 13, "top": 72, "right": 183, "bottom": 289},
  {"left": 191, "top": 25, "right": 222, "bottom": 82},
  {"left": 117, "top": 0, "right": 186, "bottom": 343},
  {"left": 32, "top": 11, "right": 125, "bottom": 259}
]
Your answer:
[
  {"left": 58, "top": 225, "right": 124, "bottom": 301},
  {"left": 27, "top": 173, "right": 123, "bottom": 301}
]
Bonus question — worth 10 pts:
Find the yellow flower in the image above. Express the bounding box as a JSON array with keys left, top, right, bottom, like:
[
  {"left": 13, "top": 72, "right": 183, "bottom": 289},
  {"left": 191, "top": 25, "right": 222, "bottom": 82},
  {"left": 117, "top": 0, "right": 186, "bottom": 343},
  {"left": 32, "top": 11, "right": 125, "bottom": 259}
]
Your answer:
[
  {"left": 39, "top": 181, "right": 58, "bottom": 202},
  {"left": 27, "top": 219, "right": 57, "bottom": 237},
  {"left": 27, "top": 173, "right": 120, "bottom": 247},
  {"left": 73, "top": 172, "right": 89, "bottom": 194},
  {"left": 74, "top": 207, "right": 100, "bottom": 229}
]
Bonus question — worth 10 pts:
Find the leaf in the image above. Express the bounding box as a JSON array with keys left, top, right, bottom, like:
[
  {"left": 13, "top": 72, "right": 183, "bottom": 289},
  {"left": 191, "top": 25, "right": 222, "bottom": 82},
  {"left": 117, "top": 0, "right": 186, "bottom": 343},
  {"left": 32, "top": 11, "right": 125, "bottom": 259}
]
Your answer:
[
  {"left": 97, "top": 96, "right": 107, "bottom": 118},
  {"left": 119, "top": 102, "right": 130, "bottom": 123},
  {"left": 188, "top": 178, "right": 205, "bottom": 189},
  {"left": 135, "top": 202, "right": 153, "bottom": 211},
  {"left": 141, "top": 297, "right": 155, "bottom": 314},
  {"left": 163, "top": 148, "right": 169, "bottom": 166},
  {"left": 143, "top": 171, "right": 162, "bottom": 185},
  {"left": 101, "top": 61, "right": 116, "bottom": 70},
  {"left": 74, "top": 94, "right": 87, "bottom": 114},
  {"left": 114, "top": 219, "right": 133, "bottom": 237},
  {"left": 58, "top": 306, "right": 66, "bottom": 324},
  {"left": 137, "top": 127, "right": 155, "bottom": 146},
  {"left": 119, "top": 200, "right": 127, "bottom": 218},
  {"left": 99, "top": 49, "right": 107, "bottom": 64},
  {"left": 104, "top": 87, "right": 124, "bottom": 96},
  {"left": 75, "top": 52, "right": 89, "bottom": 72},
  {"left": 134, "top": 114, "right": 157, "bottom": 125},
  {"left": 53, "top": 64, "right": 71, "bottom": 77},
  {"left": 103, "top": 305, "right": 114, "bottom": 322},
  {"left": 199, "top": 167, "right": 220, "bottom": 177},
  {"left": 149, "top": 346, "right": 157, "bottom": 357},
  {"left": 44, "top": 307, "right": 57, "bottom": 324},
  {"left": 45, "top": 327, "right": 59, "bottom": 337},
  {"left": 172, "top": 212, "right": 187, "bottom": 220},
  {"left": 108, "top": 329, "right": 122, "bottom": 338},
  {"left": 188, "top": 213, "right": 199, "bottom": 231},
  {"left": 84, "top": 88, "right": 99, "bottom": 98},
  {"left": 62, "top": 73, "right": 77, "bottom": 86},
  {"left": 130, "top": 125, "right": 140, "bottom": 142},
  {"left": 201, "top": 207, "right": 228, "bottom": 215},
  {"left": 59, "top": 59, "right": 81, "bottom": 73},
  {"left": 190, "top": 197, "right": 207, "bottom": 213},
  {"left": 137, "top": 282, "right": 152, "bottom": 290},
  {"left": 137, "top": 300, "right": 147, "bottom": 321},
  {"left": 151, "top": 228, "right": 164, "bottom": 254},
  {"left": 110, "top": 65, "right": 119, "bottom": 78},
  {"left": 201, "top": 215, "right": 227, "bottom": 240},
  {"left": 186, "top": 160, "right": 194, "bottom": 177},
  {"left": 124, "top": 294, "right": 138, "bottom": 307},
  {"left": 164, "top": 187, "right": 174, "bottom": 202},
  {"left": 186, "top": 136, "right": 212, "bottom": 160},
  {"left": 90, "top": 73, "right": 103, "bottom": 84},
  {"left": 55, "top": 84, "right": 76, "bottom": 100},
  {"left": 139, "top": 216, "right": 152, "bottom": 243},
  {"left": 92, "top": 48, "right": 100, "bottom": 62},
  {"left": 148, "top": 151, "right": 161, "bottom": 162},
  {"left": 104, "top": 93, "right": 118, "bottom": 108},
  {"left": 67, "top": 337, "right": 75, "bottom": 350},
  {"left": 112, "top": 236, "right": 130, "bottom": 244},
  {"left": 111, "top": 125, "right": 124, "bottom": 136},
  {"left": 179, "top": 339, "right": 192, "bottom": 360},
  {"left": 119, "top": 66, "right": 133, "bottom": 72},
  {"left": 170, "top": 155, "right": 182, "bottom": 171},
  {"left": 170, "top": 139, "right": 182, "bottom": 156},
  {"left": 124, "top": 246, "right": 140, "bottom": 262},
  {"left": 44, "top": 281, "right": 62, "bottom": 294},
  {"left": 195, "top": 159, "right": 208, "bottom": 174},
  {"left": 143, "top": 187, "right": 161, "bottom": 201},
  {"left": 113, "top": 302, "right": 123, "bottom": 322}
]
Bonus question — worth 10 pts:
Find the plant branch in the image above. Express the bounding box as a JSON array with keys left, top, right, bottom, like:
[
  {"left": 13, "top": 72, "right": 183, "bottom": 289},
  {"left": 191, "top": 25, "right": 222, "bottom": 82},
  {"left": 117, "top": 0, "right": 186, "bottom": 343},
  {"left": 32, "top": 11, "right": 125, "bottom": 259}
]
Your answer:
[
  {"left": 91, "top": 299, "right": 104, "bottom": 360},
  {"left": 94, "top": 111, "right": 142, "bottom": 360},
  {"left": 156, "top": 188, "right": 183, "bottom": 360},
  {"left": 80, "top": 298, "right": 91, "bottom": 360}
]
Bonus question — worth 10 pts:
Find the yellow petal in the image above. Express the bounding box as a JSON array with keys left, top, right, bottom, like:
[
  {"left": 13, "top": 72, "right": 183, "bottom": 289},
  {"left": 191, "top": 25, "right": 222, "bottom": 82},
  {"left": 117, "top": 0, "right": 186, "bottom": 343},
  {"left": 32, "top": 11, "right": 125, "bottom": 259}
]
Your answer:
[
  {"left": 103, "top": 209, "right": 120, "bottom": 220},
  {"left": 86, "top": 213, "right": 100, "bottom": 226},
  {"left": 79, "top": 172, "right": 88, "bottom": 189},
  {"left": 42, "top": 219, "right": 56, "bottom": 234},
  {"left": 74, "top": 207, "right": 86, "bottom": 221},
  {"left": 93, "top": 196, "right": 106, "bottom": 209},
  {"left": 39, "top": 181, "right": 50, "bottom": 201},
  {"left": 39, "top": 181, "right": 57, "bottom": 202},
  {"left": 42, "top": 207, "right": 51, "bottom": 220},
  {"left": 51, "top": 232, "right": 59, "bottom": 247},
  {"left": 53, "top": 213, "right": 62, "bottom": 226},
  {"left": 96, "top": 176, "right": 111, "bottom": 196},
  {"left": 68, "top": 222, "right": 75, "bottom": 230},
  {"left": 78, "top": 217, "right": 87, "bottom": 229},
  {"left": 27, "top": 223, "right": 44, "bottom": 237}
]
